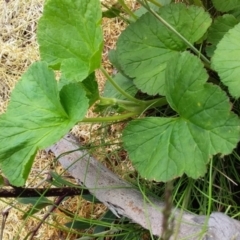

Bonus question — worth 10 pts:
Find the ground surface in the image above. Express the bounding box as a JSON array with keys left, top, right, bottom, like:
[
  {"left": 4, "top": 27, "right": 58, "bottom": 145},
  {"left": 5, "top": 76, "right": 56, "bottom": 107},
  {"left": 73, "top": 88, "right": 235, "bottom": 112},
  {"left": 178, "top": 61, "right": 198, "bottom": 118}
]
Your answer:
[{"left": 0, "top": 0, "right": 136, "bottom": 239}]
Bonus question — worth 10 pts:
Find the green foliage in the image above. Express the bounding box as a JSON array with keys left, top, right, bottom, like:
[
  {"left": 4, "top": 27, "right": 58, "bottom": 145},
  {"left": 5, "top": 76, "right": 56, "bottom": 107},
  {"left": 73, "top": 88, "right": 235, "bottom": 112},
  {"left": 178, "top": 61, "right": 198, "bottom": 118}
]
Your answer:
[
  {"left": 103, "top": 73, "right": 137, "bottom": 100},
  {"left": 123, "top": 52, "right": 240, "bottom": 181},
  {"left": 0, "top": 175, "right": 5, "bottom": 187},
  {"left": 0, "top": 62, "right": 88, "bottom": 186},
  {"left": 18, "top": 197, "right": 53, "bottom": 219},
  {"left": 212, "top": 0, "right": 240, "bottom": 12},
  {"left": 102, "top": 3, "right": 122, "bottom": 18},
  {"left": 211, "top": 23, "right": 240, "bottom": 98},
  {"left": 1, "top": 0, "right": 240, "bottom": 190},
  {"left": 37, "top": 0, "right": 103, "bottom": 85},
  {"left": 116, "top": 3, "right": 211, "bottom": 95},
  {"left": 133, "top": 0, "right": 171, "bottom": 17},
  {"left": 206, "top": 14, "right": 239, "bottom": 57}
]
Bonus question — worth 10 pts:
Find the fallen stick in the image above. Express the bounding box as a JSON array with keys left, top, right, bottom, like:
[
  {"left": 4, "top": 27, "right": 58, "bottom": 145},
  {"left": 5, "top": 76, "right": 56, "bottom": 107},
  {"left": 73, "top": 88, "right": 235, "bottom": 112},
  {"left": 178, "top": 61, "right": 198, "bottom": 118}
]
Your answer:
[{"left": 46, "top": 134, "right": 240, "bottom": 239}]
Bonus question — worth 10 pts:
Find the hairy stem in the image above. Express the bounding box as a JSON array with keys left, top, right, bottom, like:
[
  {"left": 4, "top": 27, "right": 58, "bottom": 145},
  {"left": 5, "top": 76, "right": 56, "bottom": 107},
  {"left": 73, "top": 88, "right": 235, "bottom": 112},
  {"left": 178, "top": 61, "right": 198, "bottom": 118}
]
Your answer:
[
  {"left": 99, "top": 96, "right": 141, "bottom": 106},
  {"left": 99, "top": 95, "right": 167, "bottom": 110},
  {"left": 82, "top": 112, "right": 139, "bottom": 123}
]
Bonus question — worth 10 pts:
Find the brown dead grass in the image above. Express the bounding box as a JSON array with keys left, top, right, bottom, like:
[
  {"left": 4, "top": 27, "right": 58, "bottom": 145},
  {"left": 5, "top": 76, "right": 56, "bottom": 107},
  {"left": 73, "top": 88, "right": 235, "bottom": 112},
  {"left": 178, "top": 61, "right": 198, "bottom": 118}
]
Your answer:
[{"left": 0, "top": 0, "right": 137, "bottom": 239}]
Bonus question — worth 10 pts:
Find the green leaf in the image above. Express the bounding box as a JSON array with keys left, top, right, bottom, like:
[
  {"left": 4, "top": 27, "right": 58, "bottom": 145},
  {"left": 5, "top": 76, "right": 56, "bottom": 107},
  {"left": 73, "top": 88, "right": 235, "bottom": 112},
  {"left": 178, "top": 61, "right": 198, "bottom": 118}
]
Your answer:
[
  {"left": 212, "top": 0, "right": 240, "bottom": 12},
  {"left": 18, "top": 197, "right": 53, "bottom": 219},
  {"left": 0, "top": 175, "right": 5, "bottom": 187},
  {"left": 206, "top": 14, "right": 238, "bottom": 57},
  {"left": 79, "top": 73, "right": 99, "bottom": 107},
  {"left": 49, "top": 172, "right": 78, "bottom": 187},
  {"left": 0, "top": 62, "right": 88, "bottom": 186},
  {"left": 103, "top": 73, "right": 138, "bottom": 100},
  {"left": 102, "top": 4, "right": 122, "bottom": 18},
  {"left": 229, "top": 8, "right": 240, "bottom": 21},
  {"left": 65, "top": 220, "right": 93, "bottom": 230},
  {"left": 134, "top": 0, "right": 172, "bottom": 18},
  {"left": 18, "top": 197, "right": 52, "bottom": 205},
  {"left": 116, "top": 3, "right": 211, "bottom": 96},
  {"left": 122, "top": 52, "right": 240, "bottom": 181},
  {"left": 187, "top": 0, "right": 204, "bottom": 7},
  {"left": 211, "top": 23, "right": 240, "bottom": 98},
  {"left": 94, "top": 210, "right": 116, "bottom": 234},
  {"left": 59, "top": 73, "right": 99, "bottom": 107},
  {"left": 94, "top": 73, "right": 139, "bottom": 113},
  {"left": 37, "top": 0, "right": 103, "bottom": 83},
  {"left": 108, "top": 50, "right": 123, "bottom": 73},
  {"left": 82, "top": 194, "right": 101, "bottom": 204}
]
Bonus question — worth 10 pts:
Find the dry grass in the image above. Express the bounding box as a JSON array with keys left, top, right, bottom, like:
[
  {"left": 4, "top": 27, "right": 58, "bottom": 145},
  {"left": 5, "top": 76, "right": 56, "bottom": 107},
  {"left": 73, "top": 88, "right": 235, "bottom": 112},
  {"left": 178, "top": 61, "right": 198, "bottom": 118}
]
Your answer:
[{"left": 0, "top": 0, "right": 137, "bottom": 239}]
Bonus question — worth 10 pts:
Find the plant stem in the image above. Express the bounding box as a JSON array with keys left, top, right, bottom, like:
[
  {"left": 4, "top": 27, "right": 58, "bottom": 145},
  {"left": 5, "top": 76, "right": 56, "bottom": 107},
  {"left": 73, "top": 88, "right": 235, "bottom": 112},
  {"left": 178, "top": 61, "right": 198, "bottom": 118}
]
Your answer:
[
  {"left": 99, "top": 96, "right": 168, "bottom": 114},
  {"left": 100, "top": 66, "right": 143, "bottom": 104},
  {"left": 101, "top": 2, "right": 130, "bottom": 23},
  {"left": 99, "top": 96, "right": 138, "bottom": 106},
  {"left": 207, "top": 158, "right": 213, "bottom": 216},
  {"left": 161, "top": 181, "right": 174, "bottom": 240},
  {"left": 117, "top": 0, "right": 138, "bottom": 20},
  {"left": 147, "top": 0, "right": 163, "bottom": 7},
  {"left": 0, "top": 187, "right": 88, "bottom": 198},
  {"left": 137, "top": 0, "right": 211, "bottom": 68},
  {"left": 28, "top": 194, "right": 66, "bottom": 240},
  {"left": 82, "top": 112, "right": 138, "bottom": 123},
  {"left": 144, "top": 97, "right": 167, "bottom": 109}
]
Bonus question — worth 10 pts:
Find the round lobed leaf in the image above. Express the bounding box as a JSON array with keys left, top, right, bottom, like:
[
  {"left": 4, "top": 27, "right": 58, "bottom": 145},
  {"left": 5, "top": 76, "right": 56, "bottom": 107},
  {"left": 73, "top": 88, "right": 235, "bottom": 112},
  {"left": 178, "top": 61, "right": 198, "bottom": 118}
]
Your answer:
[
  {"left": 37, "top": 0, "right": 103, "bottom": 85},
  {"left": 0, "top": 62, "right": 89, "bottom": 186},
  {"left": 206, "top": 14, "right": 238, "bottom": 57},
  {"left": 116, "top": 3, "right": 211, "bottom": 96},
  {"left": 212, "top": 23, "right": 240, "bottom": 98},
  {"left": 212, "top": 0, "right": 240, "bottom": 12},
  {"left": 123, "top": 52, "right": 240, "bottom": 181}
]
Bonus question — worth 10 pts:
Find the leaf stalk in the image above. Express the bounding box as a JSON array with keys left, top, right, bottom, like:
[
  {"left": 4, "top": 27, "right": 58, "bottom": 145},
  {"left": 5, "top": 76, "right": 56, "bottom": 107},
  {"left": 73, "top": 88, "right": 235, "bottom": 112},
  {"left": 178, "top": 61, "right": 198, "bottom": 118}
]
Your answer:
[
  {"left": 82, "top": 112, "right": 139, "bottom": 123},
  {"left": 100, "top": 66, "right": 143, "bottom": 104},
  {"left": 117, "top": 0, "right": 138, "bottom": 20}
]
